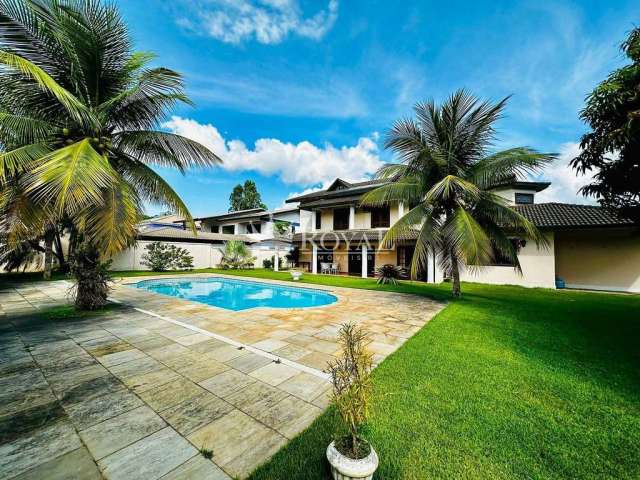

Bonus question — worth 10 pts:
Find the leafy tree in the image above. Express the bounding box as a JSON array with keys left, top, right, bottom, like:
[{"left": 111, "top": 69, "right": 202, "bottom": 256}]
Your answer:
[
  {"left": 0, "top": 0, "right": 220, "bottom": 305},
  {"left": 361, "top": 90, "right": 554, "bottom": 297},
  {"left": 571, "top": 27, "right": 640, "bottom": 223},
  {"left": 141, "top": 242, "right": 194, "bottom": 271},
  {"left": 229, "top": 180, "right": 267, "bottom": 211}
]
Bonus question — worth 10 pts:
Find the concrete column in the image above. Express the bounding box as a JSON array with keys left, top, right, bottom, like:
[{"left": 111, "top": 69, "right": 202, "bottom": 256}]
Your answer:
[
  {"left": 398, "top": 202, "right": 405, "bottom": 219},
  {"left": 361, "top": 244, "right": 367, "bottom": 278},
  {"left": 274, "top": 245, "right": 279, "bottom": 272},
  {"left": 349, "top": 206, "right": 355, "bottom": 229},
  {"left": 312, "top": 244, "right": 318, "bottom": 274}
]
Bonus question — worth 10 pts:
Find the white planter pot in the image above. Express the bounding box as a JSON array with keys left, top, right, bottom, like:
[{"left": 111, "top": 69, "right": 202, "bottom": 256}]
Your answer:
[
  {"left": 326, "top": 440, "right": 379, "bottom": 480},
  {"left": 290, "top": 271, "right": 303, "bottom": 281}
]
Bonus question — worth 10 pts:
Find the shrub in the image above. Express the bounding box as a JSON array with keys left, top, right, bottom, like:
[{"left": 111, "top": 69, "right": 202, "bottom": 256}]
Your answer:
[
  {"left": 219, "top": 240, "right": 256, "bottom": 269},
  {"left": 141, "top": 242, "right": 194, "bottom": 271},
  {"left": 375, "top": 264, "right": 406, "bottom": 285},
  {"left": 326, "top": 323, "right": 373, "bottom": 459},
  {"left": 263, "top": 258, "right": 273, "bottom": 269}
]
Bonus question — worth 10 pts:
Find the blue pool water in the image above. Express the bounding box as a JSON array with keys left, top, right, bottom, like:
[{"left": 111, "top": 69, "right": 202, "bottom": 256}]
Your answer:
[{"left": 132, "top": 277, "right": 337, "bottom": 311}]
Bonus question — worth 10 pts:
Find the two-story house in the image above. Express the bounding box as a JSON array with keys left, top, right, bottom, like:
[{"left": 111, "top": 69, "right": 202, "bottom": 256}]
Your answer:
[
  {"left": 286, "top": 178, "right": 426, "bottom": 278},
  {"left": 286, "top": 177, "right": 640, "bottom": 293},
  {"left": 195, "top": 206, "right": 300, "bottom": 241}
]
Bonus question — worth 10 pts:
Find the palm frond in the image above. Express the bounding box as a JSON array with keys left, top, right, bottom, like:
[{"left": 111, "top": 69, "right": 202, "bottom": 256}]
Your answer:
[
  {"left": 442, "top": 207, "right": 493, "bottom": 268},
  {"left": 425, "top": 174, "right": 481, "bottom": 205},
  {"left": 469, "top": 148, "right": 557, "bottom": 189},
  {"left": 0, "top": 112, "right": 54, "bottom": 144},
  {"left": 120, "top": 158, "right": 195, "bottom": 232},
  {"left": 0, "top": 49, "right": 96, "bottom": 127},
  {"left": 360, "top": 176, "right": 423, "bottom": 207},
  {"left": 83, "top": 179, "right": 140, "bottom": 257},
  {"left": 24, "top": 138, "right": 116, "bottom": 215},
  {"left": 113, "top": 130, "right": 222, "bottom": 169},
  {"left": 0, "top": 142, "right": 50, "bottom": 179}
]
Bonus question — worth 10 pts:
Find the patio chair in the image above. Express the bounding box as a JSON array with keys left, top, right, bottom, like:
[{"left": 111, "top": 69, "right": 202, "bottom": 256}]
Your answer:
[
  {"left": 320, "top": 262, "right": 331, "bottom": 274},
  {"left": 330, "top": 263, "right": 339, "bottom": 274}
]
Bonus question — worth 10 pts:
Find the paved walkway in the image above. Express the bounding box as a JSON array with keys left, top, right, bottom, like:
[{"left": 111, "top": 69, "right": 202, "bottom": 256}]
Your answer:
[{"left": 0, "top": 275, "right": 444, "bottom": 479}]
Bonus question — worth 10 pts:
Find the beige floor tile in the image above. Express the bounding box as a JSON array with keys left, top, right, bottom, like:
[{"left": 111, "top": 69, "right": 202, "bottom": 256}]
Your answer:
[{"left": 248, "top": 362, "right": 299, "bottom": 386}]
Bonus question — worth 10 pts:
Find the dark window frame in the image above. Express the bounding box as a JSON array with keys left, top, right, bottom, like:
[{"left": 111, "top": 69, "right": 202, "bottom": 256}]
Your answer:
[
  {"left": 247, "top": 223, "right": 261, "bottom": 234},
  {"left": 333, "top": 208, "right": 350, "bottom": 231},
  {"left": 211, "top": 225, "right": 220, "bottom": 233},
  {"left": 515, "top": 193, "right": 534, "bottom": 204},
  {"left": 370, "top": 206, "right": 390, "bottom": 228},
  {"left": 315, "top": 210, "right": 322, "bottom": 230},
  {"left": 221, "top": 225, "right": 235, "bottom": 235}
]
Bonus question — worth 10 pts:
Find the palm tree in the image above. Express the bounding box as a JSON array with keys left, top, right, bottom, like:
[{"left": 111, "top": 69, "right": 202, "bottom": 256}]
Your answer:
[
  {"left": 361, "top": 90, "right": 555, "bottom": 297},
  {"left": 0, "top": 0, "right": 221, "bottom": 306}
]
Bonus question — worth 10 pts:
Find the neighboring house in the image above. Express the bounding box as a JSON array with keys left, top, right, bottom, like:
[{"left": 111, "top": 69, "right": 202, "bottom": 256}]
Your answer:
[
  {"left": 109, "top": 209, "right": 298, "bottom": 271},
  {"left": 195, "top": 206, "right": 301, "bottom": 241},
  {"left": 138, "top": 214, "right": 201, "bottom": 232},
  {"left": 109, "top": 223, "right": 254, "bottom": 271},
  {"left": 286, "top": 177, "right": 640, "bottom": 293}
]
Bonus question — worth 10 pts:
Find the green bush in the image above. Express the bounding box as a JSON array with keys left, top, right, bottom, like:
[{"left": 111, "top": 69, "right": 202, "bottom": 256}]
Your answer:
[{"left": 141, "top": 242, "right": 194, "bottom": 271}]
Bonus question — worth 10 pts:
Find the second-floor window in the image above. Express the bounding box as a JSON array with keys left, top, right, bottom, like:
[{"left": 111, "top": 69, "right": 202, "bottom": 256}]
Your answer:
[
  {"left": 315, "top": 211, "right": 322, "bottom": 230},
  {"left": 515, "top": 193, "right": 534, "bottom": 204},
  {"left": 248, "top": 223, "right": 261, "bottom": 233},
  {"left": 333, "top": 208, "right": 350, "bottom": 230},
  {"left": 222, "top": 225, "right": 235, "bottom": 234},
  {"left": 370, "top": 206, "right": 390, "bottom": 228},
  {"left": 211, "top": 225, "right": 219, "bottom": 233}
]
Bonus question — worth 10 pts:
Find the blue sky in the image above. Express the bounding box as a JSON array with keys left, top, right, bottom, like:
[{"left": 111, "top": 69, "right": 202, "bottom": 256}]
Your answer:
[{"left": 116, "top": 0, "right": 639, "bottom": 217}]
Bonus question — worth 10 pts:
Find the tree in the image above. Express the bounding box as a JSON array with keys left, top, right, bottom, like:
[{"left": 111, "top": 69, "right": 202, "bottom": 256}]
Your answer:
[
  {"left": 0, "top": 0, "right": 220, "bottom": 307},
  {"left": 361, "top": 90, "right": 554, "bottom": 297},
  {"left": 571, "top": 27, "right": 640, "bottom": 223},
  {"left": 228, "top": 180, "right": 267, "bottom": 211}
]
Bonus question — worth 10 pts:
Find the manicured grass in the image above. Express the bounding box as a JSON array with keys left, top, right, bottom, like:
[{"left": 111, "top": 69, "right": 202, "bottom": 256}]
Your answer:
[
  {"left": 234, "top": 276, "right": 637, "bottom": 478},
  {"left": 4, "top": 268, "right": 639, "bottom": 477}
]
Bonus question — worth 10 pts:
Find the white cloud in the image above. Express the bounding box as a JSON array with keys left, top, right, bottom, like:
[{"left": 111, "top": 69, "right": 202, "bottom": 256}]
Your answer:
[
  {"left": 177, "top": 0, "right": 338, "bottom": 45},
  {"left": 163, "top": 116, "right": 383, "bottom": 188},
  {"left": 533, "top": 142, "right": 596, "bottom": 205}
]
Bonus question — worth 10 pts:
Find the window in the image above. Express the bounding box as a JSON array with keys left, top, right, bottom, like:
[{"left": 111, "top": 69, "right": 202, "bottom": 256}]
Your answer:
[
  {"left": 211, "top": 225, "right": 219, "bottom": 233},
  {"left": 515, "top": 193, "right": 534, "bottom": 204},
  {"left": 333, "top": 208, "right": 350, "bottom": 230},
  {"left": 222, "top": 225, "right": 235, "bottom": 234},
  {"left": 248, "top": 223, "right": 261, "bottom": 234},
  {"left": 315, "top": 211, "right": 322, "bottom": 230},
  {"left": 490, "top": 238, "right": 523, "bottom": 266},
  {"left": 370, "top": 206, "right": 390, "bottom": 228}
]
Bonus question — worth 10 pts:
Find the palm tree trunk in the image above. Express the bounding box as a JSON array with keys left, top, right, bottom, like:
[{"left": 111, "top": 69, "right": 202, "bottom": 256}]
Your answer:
[
  {"left": 450, "top": 252, "right": 461, "bottom": 297},
  {"left": 43, "top": 228, "right": 54, "bottom": 280}
]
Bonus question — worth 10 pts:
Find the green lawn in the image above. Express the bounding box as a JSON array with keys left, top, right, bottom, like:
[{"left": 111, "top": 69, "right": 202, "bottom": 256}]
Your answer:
[{"left": 4, "top": 268, "right": 639, "bottom": 478}]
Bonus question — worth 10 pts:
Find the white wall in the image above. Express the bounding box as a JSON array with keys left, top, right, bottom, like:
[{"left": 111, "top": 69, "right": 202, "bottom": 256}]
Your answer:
[
  {"left": 109, "top": 241, "right": 224, "bottom": 271},
  {"left": 459, "top": 232, "right": 556, "bottom": 288}
]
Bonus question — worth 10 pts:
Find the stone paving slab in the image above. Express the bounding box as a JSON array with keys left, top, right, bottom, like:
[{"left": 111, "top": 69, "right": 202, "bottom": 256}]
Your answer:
[{"left": 0, "top": 276, "right": 444, "bottom": 479}]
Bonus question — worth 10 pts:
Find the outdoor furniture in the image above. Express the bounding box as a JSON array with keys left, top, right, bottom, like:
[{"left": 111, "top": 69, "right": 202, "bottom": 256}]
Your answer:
[
  {"left": 330, "top": 263, "right": 339, "bottom": 274},
  {"left": 290, "top": 270, "right": 303, "bottom": 281},
  {"left": 320, "top": 262, "right": 331, "bottom": 274}
]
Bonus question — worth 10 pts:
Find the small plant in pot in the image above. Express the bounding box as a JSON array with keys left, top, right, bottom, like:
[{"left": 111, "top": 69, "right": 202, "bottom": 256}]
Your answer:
[{"left": 325, "top": 323, "right": 378, "bottom": 480}]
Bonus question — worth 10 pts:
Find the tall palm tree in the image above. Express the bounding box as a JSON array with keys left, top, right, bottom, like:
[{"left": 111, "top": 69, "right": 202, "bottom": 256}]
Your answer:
[
  {"left": 0, "top": 1, "right": 221, "bottom": 304},
  {"left": 361, "top": 90, "right": 555, "bottom": 297}
]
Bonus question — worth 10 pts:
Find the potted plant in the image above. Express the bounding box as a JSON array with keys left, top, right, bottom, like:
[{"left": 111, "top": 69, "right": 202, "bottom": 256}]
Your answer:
[{"left": 325, "top": 323, "right": 378, "bottom": 480}]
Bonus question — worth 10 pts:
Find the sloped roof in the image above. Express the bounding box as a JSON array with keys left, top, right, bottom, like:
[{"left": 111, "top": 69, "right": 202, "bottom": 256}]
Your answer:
[
  {"left": 138, "top": 227, "right": 254, "bottom": 243},
  {"left": 514, "top": 203, "right": 635, "bottom": 229},
  {"left": 194, "top": 208, "right": 267, "bottom": 223},
  {"left": 286, "top": 178, "right": 388, "bottom": 204}
]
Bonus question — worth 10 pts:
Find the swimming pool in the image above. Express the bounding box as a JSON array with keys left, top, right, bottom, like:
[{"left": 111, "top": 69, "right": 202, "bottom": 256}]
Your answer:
[{"left": 132, "top": 276, "right": 338, "bottom": 311}]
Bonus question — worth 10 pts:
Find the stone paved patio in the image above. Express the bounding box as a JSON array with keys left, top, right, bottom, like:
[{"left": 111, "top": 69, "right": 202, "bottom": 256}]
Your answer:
[{"left": 0, "top": 274, "right": 444, "bottom": 479}]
